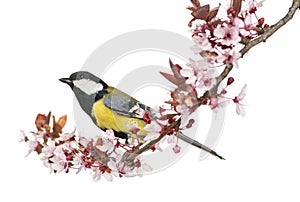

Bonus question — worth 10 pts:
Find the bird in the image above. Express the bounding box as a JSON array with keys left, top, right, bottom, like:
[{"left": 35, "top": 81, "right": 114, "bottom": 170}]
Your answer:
[{"left": 59, "top": 71, "right": 224, "bottom": 160}]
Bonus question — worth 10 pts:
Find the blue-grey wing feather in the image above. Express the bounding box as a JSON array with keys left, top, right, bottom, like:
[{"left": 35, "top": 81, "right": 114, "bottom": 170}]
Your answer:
[{"left": 103, "top": 88, "right": 150, "bottom": 118}]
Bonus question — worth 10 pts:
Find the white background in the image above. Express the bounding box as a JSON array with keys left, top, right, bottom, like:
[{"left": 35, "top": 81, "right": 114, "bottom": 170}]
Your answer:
[{"left": 1, "top": 0, "right": 300, "bottom": 201}]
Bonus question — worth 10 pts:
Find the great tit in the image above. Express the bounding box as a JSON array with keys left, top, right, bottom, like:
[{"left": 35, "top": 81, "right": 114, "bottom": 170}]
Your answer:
[{"left": 59, "top": 71, "right": 224, "bottom": 159}]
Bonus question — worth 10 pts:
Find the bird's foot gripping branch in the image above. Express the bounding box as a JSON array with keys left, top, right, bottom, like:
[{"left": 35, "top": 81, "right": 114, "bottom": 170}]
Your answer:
[{"left": 20, "top": 0, "right": 300, "bottom": 181}]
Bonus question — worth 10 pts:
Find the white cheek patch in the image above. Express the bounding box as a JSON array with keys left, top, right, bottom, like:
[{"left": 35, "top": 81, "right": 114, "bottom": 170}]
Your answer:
[{"left": 73, "top": 79, "right": 103, "bottom": 95}]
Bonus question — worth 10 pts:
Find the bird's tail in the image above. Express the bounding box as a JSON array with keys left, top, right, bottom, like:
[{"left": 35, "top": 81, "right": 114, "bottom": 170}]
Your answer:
[{"left": 176, "top": 132, "right": 225, "bottom": 160}]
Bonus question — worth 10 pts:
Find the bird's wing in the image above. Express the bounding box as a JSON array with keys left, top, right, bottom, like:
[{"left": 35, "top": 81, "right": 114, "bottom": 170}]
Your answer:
[{"left": 103, "top": 87, "right": 151, "bottom": 119}]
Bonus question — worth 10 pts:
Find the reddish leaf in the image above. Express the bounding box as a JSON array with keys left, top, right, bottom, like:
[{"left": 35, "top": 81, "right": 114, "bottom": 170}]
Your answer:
[
  {"left": 51, "top": 115, "right": 67, "bottom": 138},
  {"left": 187, "top": 6, "right": 196, "bottom": 12},
  {"left": 160, "top": 72, "right": 181, "bottom": 86},
  {"left": 192, "top": 4, "right": 210, "bottom": 21},
  {"left": 52, "top": 116, "right": 61, "bottom": 139},
  {"left": 191, "top": 0, "right": 200, "bottom": 8},
  {"left": 35, "top": 113, "right": 51, "bottom": 131},
  {"left": 57, "top": 115, "right": 67, "bottom": 129},
  {"left": 207, "top": 4, "right": 220, "bottom": 21},
  {"left": 169, "top": 59, "right": 184, "bottom": 82},
  {"left": 231, "top": 0, "right": 242, "bottom": 15}
]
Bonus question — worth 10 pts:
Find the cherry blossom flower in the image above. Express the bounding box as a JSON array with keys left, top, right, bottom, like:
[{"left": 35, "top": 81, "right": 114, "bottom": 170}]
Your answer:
[
  {"left": 246, "top": 0, "right": 265, "bottom": 13},
  {"left": 214, "top": 24, "right": 241, "bottom": 46},
  {"left": 92, "top": 169, "right": 102, "bottom": 181},
  {"left": 172, "top": 145, "right": 181, "bottom": 154},
  {"left": 234, "top": 15, "right": 257, "bottom": 38},
  {"left": 191, "top": 35, "right": 212, "bottom": 54},
  {"left": 233, "top": 84, "right": 247, "bottom": 116},
  {"left": 41, "top": 140, "right": 56, "bottom": 157},
  {"left": 143, "top": 121, "right": 162, "bottom": 141},
  {"left": 209, "top": 97, "right": 219, "bottom": 109},
  {"left": 50, "top": 154, "right": 67, "bottom": 173},
  {"left": 26, "top": 140, "right": 38, "bottom": 157}
]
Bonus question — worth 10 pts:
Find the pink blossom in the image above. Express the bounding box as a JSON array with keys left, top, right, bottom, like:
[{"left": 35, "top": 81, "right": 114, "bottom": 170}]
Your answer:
[
  {"left": 233, "top": 84, "right": 247, "bottom": 116},
  {"left": 197, "top": 75, "right": 216, "bottom": 90},
  {"left": 179, "top": 110, "right": 189, "bottom": 128},
  {"left": 218, "top": 49, "right": 241, "bottom": 68},
  {"left": 167, "top": 135, "right": 176, "bottom": 144},
  {"left": 41, "top": 140, "right": 56, "bottom": 157},
  {"left": 143, "top": 121, "right": 161, "bottom": 141},
  {"left": 92, "top": 169, "right": 102, "bottom": 181},
  {"left": 209, "top": 97, "right": 219, "bottom": 109},
  {"left": 218, "top": 99, "right": 231, "bottom": 108},
  {"left": 50, "top": 155, "right": 67, "bottom": 173},
  {"left": 103, "top": 172, "right": 113, "bottom": 182},
  {"left": 247, "top": 0, "right": 265, "bottom": 13},
  {"left": 26, "top": 140, "right": 38, "bottom": 157},
  {"left": 172, "top": 145, "right": 181, "bottom": 154},
  {"left": 19, "top": 130, "right": 28, "bottom": 143},
  {"left": 187, "top": 58, "right": 211, "bottom": 72},
  {"left": 60, "top": 132, "right": 75, "bottom": 141},
  {"left": 180, "top": 68, "right": 197, "bottom": 85},
  {"left": 234, "top": 15, "right": 256, "bottom": 37},
  {"left": 191, "top": 35, "right": 212, "bottom": 54},
  {"left": 96, "top": 139, "right": 114, "bottom": 153},
  {"left": 214, "top": 24, "right": 241, "bottom": 46},
  {"left": 154, "top": 142, "right": 163, "bottom": 152}
]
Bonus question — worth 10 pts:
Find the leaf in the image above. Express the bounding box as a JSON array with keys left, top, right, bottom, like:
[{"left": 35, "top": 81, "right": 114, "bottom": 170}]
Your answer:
[
  {"left": 169, "top": 59, "right": 184, "bottom": 82},
  {"left": 187, "top": 6, "right": 196, "bottom": 12},
  {"left": 231, "top": 0, "right": 242, "bottom": 15},
  {"left": 191, "top": 0, "right": 200, "bottom": 8},
  {"left": 52, "top": 115, "right": 61, "bottom": 139},
  {"left": 207, "top": 4, "right": 220, "bottom": 21},
  {"left": 57, "top": 115, "right": 67, "bottom": 129},
  {"left": 35, "top": 112, "right": 51, "bottom": 131},
  {"left": 192, "top": 4, "right": 210, "bottom": 21},
  {"left": 160, "top": 72, "right": 181, "bottom": 86}
]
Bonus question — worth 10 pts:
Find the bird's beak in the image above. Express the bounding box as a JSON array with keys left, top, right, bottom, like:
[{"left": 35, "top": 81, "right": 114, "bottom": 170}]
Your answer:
[
  {"left": 59, "top": 78, "right": 73, "bottom": 86},
  {"left": 59, "top": 77, "right": 75, "bottom": 89}
]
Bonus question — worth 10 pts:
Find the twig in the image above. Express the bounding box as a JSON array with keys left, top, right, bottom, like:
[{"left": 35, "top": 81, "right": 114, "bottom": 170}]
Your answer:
[
  {"left": 241, "top": 0, "right": 300, "bottom": 57},
  {"left": 123, "top": 120, "right": 180, "bottom": 163}
]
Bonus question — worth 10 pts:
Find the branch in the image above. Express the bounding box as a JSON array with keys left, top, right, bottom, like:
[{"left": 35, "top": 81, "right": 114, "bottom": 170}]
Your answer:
[
  {"left": 207, "top": 0, "right": 300, "bottom": 98},
  {"left": 123, "top": 0, "right": 300, "bottom": 164}
]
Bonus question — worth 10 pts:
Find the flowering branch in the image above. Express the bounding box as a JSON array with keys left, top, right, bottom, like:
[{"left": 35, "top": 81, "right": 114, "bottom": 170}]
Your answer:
[
  {"left": 125, "top": 0, "right": 300, "bottom": 163},
  {"left": 205, "top": 0, "right": 300, "bottom": 100}
]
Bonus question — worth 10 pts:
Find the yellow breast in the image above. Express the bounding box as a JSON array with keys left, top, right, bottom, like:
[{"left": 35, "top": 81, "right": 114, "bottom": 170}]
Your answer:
[{"left": 92, "top": 98, "right": 147, "bottom": 136}]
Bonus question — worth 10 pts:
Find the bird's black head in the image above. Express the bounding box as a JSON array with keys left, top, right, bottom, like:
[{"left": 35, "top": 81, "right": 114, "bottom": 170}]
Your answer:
[
  {"left": 59, "top": 71, "right": 108, "bottom": 94},
  {"left": 59, "top": 71, "right": 109, "bottom": 116}
]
